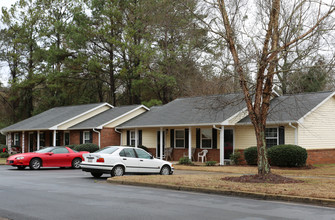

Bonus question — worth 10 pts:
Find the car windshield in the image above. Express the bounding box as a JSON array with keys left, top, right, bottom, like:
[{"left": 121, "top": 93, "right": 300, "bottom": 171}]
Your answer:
[
  {"left": 93, "top": 146, "right": 119, "bottom": 154},
  {"left": 35, "top": 147, "right": 55, "bottom": 153}
]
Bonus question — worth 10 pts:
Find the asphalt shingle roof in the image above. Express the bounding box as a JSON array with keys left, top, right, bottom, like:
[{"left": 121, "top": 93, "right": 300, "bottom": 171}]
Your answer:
[
  {"left": 238, "top": 91, "right": 334, "bottom": 124},
  {"left": 118, "top": 93, "right": 246, "bottom": 128},
  {"left": 1, "top": 103, "right": 108, "bottom": 132},
  {"left": 69, "top": 105, "right": 143, "bottom": 129}
]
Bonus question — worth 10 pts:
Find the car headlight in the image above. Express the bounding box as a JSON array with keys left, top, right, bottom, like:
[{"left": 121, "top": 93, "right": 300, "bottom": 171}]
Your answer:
[{"left": 16, "top": 156, "right": 24, "bottom": 160}]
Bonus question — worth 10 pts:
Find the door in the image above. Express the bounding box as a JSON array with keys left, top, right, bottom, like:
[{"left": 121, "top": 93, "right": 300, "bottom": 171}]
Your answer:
[
  {"left": 119, "top": 148, "right": 139, "bottom": 172},
  {"left": 134, "top": 148, "right": 161, "bottom": 173},
  {"left": 224, "top": 129, "right": 234, "bottom": 159},
  {"left": 156, "top": 131, "right": 165, "bottom": 158},
  {"left": 45, "top": 147, "right": 72, "bottom": 167},
  {"left": 29, "top": 133, "right": 34, "bottom": 152}
]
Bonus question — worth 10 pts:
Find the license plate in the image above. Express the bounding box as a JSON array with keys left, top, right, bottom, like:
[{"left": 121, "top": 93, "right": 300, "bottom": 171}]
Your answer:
[{"left": 88, "top": 159, "right": 92, "bottom": 162}]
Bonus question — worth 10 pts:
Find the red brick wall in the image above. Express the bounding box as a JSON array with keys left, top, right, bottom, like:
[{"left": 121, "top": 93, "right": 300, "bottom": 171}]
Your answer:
[
  {"left": 306, "top": 149, "right": 335, "bottom": 165},
  {"left": 100, "top": 128, "right": 120, "bottom": 148}
]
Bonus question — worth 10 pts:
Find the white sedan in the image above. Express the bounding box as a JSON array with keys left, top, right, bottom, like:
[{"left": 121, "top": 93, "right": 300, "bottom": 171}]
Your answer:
[{"left": 80, "top": 146, "right": 174, "bottom": 178}]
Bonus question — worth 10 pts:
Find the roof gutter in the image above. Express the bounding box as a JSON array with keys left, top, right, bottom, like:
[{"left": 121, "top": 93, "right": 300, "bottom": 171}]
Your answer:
[
  {"left": 92, "top": 128, "right": 101, "bottom": 148},
  {"left": 288, "top": 122, "right": 298, "bottom": 145}
]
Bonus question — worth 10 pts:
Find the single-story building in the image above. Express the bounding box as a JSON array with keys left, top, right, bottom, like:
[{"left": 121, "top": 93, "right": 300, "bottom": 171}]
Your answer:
[
  {"left": 116, "top": 91, "right": 335, "bottom": 165},
  {"left": 2, "top": 91, "right": 335, "bottom": 165},
  {"left": 0, "top": 103, "right": 148, "bottom": 153}
]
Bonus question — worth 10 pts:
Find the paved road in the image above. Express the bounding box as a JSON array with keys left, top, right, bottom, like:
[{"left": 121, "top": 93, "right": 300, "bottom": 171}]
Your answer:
[{"left": 0, "top": 166, "right": 334, "bottom": 220}]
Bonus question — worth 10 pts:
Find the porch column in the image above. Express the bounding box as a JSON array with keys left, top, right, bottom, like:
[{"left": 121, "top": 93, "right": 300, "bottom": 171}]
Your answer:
[
  {"left": 188, "top": 127, "right": 192, "bottom": 160},
  {"left": 22, "top": 131, "right": 25, "bottom": 153},
  {"left": 53, "top": 130, "right": 56, "bottom": 146},
  {"left": 160, "top": 127, "right": 163, "bottom": 159},
  {"left": 220, "top": 126, "right": 225, "bottom": 165},
  {"left": 37, "top": 131, "right": 40, "bottom": 150},
  {"left": 135, "top": 128, "right": 138, "bottom": 148},
  {"left": 7, "top": 133, "right": 11, "bottom": 154}
]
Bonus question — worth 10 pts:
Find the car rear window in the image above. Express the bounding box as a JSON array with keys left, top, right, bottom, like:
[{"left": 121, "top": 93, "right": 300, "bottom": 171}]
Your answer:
[{"left": 94, "top": 147, "right": 119, "bottom": 154}]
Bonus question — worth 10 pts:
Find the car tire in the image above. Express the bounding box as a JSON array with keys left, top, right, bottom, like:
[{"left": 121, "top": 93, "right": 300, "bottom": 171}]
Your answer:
[
  {"left": 72, "top": 158, "right": 82, "bottom": 169},
  {"left": 29, "top": 158, "right": 41, "bottom": 170},
  {"left": 17, "top": 166, "right": 26, "bottom": 170},
  {"left": 91, "top": 172, "right": 103, "bottom": 178},
  {"left": 160, "top": 165, "right": 171, "bottom": 175},
  {"left": 111, "top": 165, "right": 124, "bottom": 177}
]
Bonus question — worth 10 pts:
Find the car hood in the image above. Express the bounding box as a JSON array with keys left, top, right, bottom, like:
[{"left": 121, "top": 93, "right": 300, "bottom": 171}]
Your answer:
[{"left": 8, "top": 152, "right": 38, "bottom": 159}]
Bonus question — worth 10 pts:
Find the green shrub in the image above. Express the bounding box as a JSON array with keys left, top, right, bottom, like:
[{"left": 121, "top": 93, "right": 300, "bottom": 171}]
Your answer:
[
  {"left": 178, "top": 157, "right": 193, "bottom": 165},
  {"left": 244, "top": 146, "right": 258, "bottom": 165},
  {"left": 230, "top": 150, "right": 242, "bottom": 165},
  {"left": 67, "top": 144, "right": 77, "bottom": 149},
  {"left": 137, "top": 145, "right": 149, "bottom": 152},
  {"left": 206, "top": 161, "right": 217, "bottom": 166},
  {"left": 74, "top": 144, "right": 99, "bottom": 153},
  {"left": 268, "top": 144, "right": 307, "bottom": 167},
  {"left": 0, "top": 152, "right": 9, "bottom": 158}
]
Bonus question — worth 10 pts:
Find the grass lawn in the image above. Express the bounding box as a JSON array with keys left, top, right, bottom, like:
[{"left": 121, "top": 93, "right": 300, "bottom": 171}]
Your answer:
[
  {"left": 109, "top": 164, "right": 335, "bottom": 200},
  {"left": 0, "top": 158, "right": 7, "bottom": 165}
]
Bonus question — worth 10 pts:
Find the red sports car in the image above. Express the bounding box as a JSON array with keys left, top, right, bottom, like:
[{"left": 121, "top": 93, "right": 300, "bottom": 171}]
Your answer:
[{"left": 6, "top": 146, "right": 88, "bottom": 170}]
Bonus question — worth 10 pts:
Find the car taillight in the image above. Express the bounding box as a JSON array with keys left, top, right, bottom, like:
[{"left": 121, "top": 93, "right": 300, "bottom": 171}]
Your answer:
[{"left": 97, "top": 158, "right": 104, "bottom": 163}]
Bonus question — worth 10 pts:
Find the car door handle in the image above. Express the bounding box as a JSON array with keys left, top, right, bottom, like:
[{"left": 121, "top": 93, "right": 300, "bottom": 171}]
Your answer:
[
  {"left": 123, "top": 158, "right": 127, "bottom": 160},
  {"left": 140, "top": 160, "right": 143, "bottom": 162}
]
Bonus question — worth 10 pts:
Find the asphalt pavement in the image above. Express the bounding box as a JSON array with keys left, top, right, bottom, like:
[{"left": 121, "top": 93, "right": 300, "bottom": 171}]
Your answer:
[{"left": 0, "top": 166, "right": 334, "bottom": 220}]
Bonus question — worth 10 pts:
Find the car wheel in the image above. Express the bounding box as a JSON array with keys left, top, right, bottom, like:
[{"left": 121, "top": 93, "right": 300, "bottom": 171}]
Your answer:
[
  {"left": 111, "top": 166, "right": 124, "bottom": 177},
  {"left": 17, "top": 166, "right": 26, "bottom": 170},
  {"left": 91, "top": 172, "right": 103, "bottom": 178},
  {"left": 72, "top": 158, "right": 82, "bottom": 169},
  {"left": 160, "top": 165, "right": 171, "bottom": 175},
  {"left": 29, "top": 158, "right": 41, "bottom": 170}
]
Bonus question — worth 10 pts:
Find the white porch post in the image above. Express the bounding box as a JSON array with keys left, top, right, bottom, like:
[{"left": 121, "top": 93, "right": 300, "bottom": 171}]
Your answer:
[
  {"left": 37, "top": 131, "right": 40, "bottom": 150},
  {"left": 7, "top": 133, "right": 11, "bottom": 154},
  {"left": 135, "top": 128, "right": 138, "bottom": 148},
  {"left": 53, "top": 130, "right": 56, "bottom": 146},
  {"left": 160, "top": 127, "right": 163, "bottom": 159},
  {"left": 220, "top": 126, "right": 225, "bottom": 165},
  {"left": 188, "top": 127, "right": 192, "bottom": 160},
  {"left": 22, "top": 131, "right": 25, "bottom": 153}
]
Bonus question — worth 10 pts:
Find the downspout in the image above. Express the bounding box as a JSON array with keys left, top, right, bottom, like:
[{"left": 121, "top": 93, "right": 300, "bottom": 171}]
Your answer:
[
  {"left": 93, "top": 128, "right": 100, "bottom": 148},
  {"left": 114, "top": 128, "right": 122, "bottom": 145},
  {"left": 288, "top": 122, "right": 298, "bottom": 145}
]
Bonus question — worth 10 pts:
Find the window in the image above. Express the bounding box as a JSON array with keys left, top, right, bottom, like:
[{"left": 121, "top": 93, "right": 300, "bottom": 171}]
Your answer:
[
  {"left": 130, "top": 130, "right": 135, "bottom": 146},
  {"left": 83, "top": 131, "right": 91, "bottom": 144},
  {"left": 265, "top": 128, "right": 278, "bottom": 148},
  {"left": 40, "top": 132, "right": 45, "bottom": 147},
  {"left": 201, "top": 129, "right": 212, "bottom": 149},
  {"left": 64, "top": 132, "right": 70, "bottom": 145},
  {"left": 14, "top": 133, "right": 20, "bottom": 146},
  {"left": 51, "top": 147, "right": 69, "bottom": 154},
  {"left": 134, "top": 148, "right": 151, "bottom": 159},
  {"left": 119, "top": 148, "right": 136, "bottom": 158},
  {"left": 175, "top": 130, "right": 185, "bottom": 148}
]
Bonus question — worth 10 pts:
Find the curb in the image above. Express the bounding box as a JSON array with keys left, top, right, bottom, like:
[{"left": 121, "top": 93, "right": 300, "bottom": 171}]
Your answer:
[{"left": 106, "top": 179, "right": 335, "bottom": 208}]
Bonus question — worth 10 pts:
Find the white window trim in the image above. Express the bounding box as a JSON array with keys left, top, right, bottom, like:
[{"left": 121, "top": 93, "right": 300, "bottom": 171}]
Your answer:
[
  {"left": 200, "top": 128, "right": 212, "bottom": 149},
  {"left": 14, "top": 133, "right": 20, "bottom": 146},
  {"left": 175, "top": 129, "right": 185, "bottom": 149},
  {"left": 129, "top": 130, "right": 135, "bottom": 146},
  {"left": 265, "top": 127, "right": 279, "bottom": 147},
  {"left": 64, "top": 131, "right": 70, "bottom": 145},
  {"left": 83, "top": 131, "right": 91, "bottom": 144}
]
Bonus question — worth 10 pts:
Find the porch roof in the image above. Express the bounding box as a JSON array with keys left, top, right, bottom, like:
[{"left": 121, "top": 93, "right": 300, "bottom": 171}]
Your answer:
[
  {"left": 1, "top": 103, "right": 110, "bottom": 133},
  {"left": 237, "top": 91, "right": 334, "bottom": 124},
  {"left": 117, "top": 93, "right": 246, "bottom": 128},
  {"left": 69, "top": 105, "right": 144, "bottom": 129}
]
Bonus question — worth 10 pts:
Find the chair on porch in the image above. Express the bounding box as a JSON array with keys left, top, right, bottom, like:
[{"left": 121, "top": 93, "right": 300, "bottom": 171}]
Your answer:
[
  {"left": 164, "top": 148, "right": 173, "bottom": 161},
  {"left": 183, "top": 148, "right": 196, "bottom": 161},
  {"left": 198, "top": 150, "right": 208, "bottom": 163}
]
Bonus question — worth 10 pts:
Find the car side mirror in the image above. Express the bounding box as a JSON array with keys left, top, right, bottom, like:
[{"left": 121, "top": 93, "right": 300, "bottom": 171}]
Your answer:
[
  {"left": 46, "top": 152, "right": 54, "bottom": 156},
  {"left": 150, "top": 155, "right": 154, "bottom": 159}
]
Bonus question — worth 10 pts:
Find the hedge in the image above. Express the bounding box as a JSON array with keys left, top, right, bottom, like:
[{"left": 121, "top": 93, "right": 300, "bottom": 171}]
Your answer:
[
  {"left": 268, "top": 144, "right": 307, "bottom": 167},
  {"left": 244, "top": 146, "right": 258, "bottom": 165},
  {"left": 73, "top": 144, "right": 99, "bottom": 153}
]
